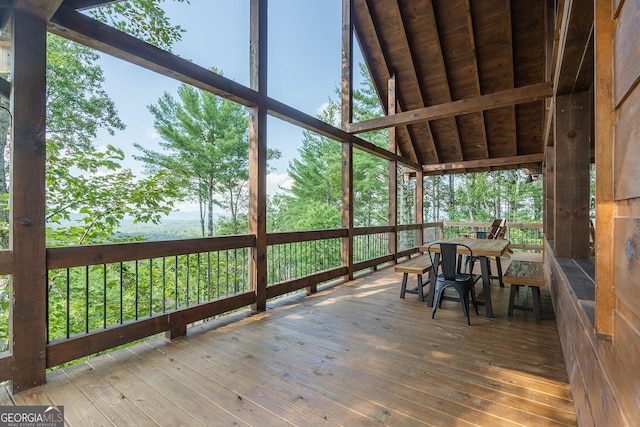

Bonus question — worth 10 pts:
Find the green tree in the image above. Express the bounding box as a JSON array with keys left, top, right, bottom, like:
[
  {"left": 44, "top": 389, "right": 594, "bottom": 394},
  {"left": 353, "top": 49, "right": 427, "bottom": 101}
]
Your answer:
[
  {"left": 136, "top": 72, "right": 281, "bottom": 236},
  {"left": 46, "top": 141, "right": 177, "bottom": 246},
  {"left": 273, "top": 65, "right": 389, "bottom": 232},
  {"left": 89, "top": 0, "right": 189, "bottom": 51},
  {"left": 0, "top": 0, "right": 188, "bottom": 351},
  {"left": 0, "top": 1, "right": 188, "bottom": 248}
]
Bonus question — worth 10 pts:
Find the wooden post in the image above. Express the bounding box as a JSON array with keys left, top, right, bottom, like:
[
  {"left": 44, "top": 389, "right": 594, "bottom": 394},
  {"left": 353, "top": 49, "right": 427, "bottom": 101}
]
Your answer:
[
  {"left": 388, "top": 73, "right": 398, "bottom": 260},
  {"left": 342, "top": 141, "right": 354, "bottom": 280},
  {"left": 10, "top": 10, "right": 48, "bottom": 392},
  {"left": 593, "top": 0, "right": 615, "bottom": 336},
  {"left": 553, "top": 91, "right": 590, "bottom": 258},
  {"left": 249, "top": 0, "right": 268, "bottom": 311},
  {"left": 341, "top": 0, "right": 353, "bottom": 130},
  {"left": 341, "top": 0, "right": 354, "bottom": 280},
  {"left": 416, "top": 169, "right": 424, "bottom": 246}
]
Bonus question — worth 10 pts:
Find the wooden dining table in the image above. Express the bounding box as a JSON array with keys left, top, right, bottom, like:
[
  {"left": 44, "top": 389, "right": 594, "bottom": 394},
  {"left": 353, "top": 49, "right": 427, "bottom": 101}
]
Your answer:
[{"left": 420, "top": 237, "right": 510, "bottom": 318}]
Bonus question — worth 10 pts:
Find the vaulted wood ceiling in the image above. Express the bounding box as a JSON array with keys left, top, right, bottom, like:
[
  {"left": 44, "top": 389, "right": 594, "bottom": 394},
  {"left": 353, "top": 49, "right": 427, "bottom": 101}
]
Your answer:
[
  {"left": 347, "top": 0, "right": 553, "bottom": 175},
  {"left": 1, "top": 0, "right": 592, "bottom": 177}
]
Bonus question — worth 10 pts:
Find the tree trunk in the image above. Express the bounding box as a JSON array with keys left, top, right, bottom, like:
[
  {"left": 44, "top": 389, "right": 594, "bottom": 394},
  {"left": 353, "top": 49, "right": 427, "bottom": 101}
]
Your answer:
[{"left": 207, "top": 182, "right": 214, "bottom": 236}]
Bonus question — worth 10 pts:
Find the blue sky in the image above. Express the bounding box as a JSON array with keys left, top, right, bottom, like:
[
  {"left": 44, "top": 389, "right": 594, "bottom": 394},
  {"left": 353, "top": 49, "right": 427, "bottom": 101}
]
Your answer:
[{"left": 94, "top": 0, "right": 366, "bottom": 217}]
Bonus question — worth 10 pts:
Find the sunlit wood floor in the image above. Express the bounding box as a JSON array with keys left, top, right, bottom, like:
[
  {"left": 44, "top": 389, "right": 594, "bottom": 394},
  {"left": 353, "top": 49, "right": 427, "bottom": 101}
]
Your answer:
[{"left": 1, "top": 256, "right": 577, "bottom": 426}]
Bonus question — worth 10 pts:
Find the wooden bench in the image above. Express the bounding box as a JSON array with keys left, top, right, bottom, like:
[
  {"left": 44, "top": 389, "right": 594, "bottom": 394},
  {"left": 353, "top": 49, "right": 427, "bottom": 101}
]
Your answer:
[
  {"left": 395, "top": 255, "right": 433, "bottom": 302},
  {"left": 504, "top": 253, "right": 545, "bottom": 320}
]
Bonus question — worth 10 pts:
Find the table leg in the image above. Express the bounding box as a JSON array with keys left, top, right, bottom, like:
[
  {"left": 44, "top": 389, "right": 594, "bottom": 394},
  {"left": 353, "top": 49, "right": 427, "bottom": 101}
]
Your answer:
[
  {"left": 426, "top": 253, "right": 439, "bottom": 307},
  {"left": 480, "top": 256, "right": 494, "bottom": 317}
]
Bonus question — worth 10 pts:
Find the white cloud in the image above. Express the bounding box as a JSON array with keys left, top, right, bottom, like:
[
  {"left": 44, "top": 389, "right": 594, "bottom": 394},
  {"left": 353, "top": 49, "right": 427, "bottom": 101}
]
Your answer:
[
  {"left": 145, "top": 128, "right": 161, "bottom": 140},
  {"left": 267, "top": 172, "right": 292, "bottom": 195},
  {"left": 316, "top": 102, "right": 331, "bottom": 115}
]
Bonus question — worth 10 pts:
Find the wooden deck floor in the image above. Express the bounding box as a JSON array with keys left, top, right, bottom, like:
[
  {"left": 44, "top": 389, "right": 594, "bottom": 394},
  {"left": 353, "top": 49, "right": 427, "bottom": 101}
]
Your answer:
[{"left": 1, "top": 258, "right": 577, "bottom": 426}]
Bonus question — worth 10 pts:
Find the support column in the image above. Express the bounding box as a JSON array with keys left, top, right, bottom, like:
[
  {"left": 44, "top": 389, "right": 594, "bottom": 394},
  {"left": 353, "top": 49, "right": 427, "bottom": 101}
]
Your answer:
[
  {"left": 342, "top": 142, "right": 354, "bottom": 280},
  {"left": 553, "top": 91, "right": 590, "bottom": 258},
  {"left": 341, "top": 0, "right": 354, "bottom": 280},
  {"left": 10, "top": 10, "right": 48, "bottom": 392},
  {"left": 341, "top": 0, "right": 353, "bottom": 130},
  {"left": 249, "top": 0, "right": 268, "bottom": 311},
  {"left": 415, "top": 170, "right": 424, "bottom": 246},
  {"left": 388, "top": 73, "right": 398, "bottom": 260}
]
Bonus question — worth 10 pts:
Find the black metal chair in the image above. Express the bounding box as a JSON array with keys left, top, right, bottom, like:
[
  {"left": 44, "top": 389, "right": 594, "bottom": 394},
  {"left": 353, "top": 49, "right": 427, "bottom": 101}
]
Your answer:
[{"left": 428, "top": 242, "right": 479, "bottom": 325}]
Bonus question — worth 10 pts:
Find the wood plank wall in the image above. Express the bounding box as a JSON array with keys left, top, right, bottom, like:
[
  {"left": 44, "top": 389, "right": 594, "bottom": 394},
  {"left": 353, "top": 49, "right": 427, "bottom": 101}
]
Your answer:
[{"left": 549, "top": 0, "right": 640, "bottom": 425}]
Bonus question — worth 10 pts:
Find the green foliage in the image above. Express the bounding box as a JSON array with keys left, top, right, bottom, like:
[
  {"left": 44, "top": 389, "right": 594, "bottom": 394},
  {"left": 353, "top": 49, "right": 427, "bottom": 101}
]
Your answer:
[
  {"left": 0, "top": 3, "right": 191, "bottom": 352},
  {"left": 90, "top": 0, "right": 189, "bottom": 51},
  {"left": 424, "top": 170, "right": 543, "bottom": 223},
  {"left": 46, "top": 141, "right": 177, "bottom": 246},
  {"left": 46, "top": 35, "right": 125, "bottom": 152},
  {"left": 137, "top": 69, "right": 280, "bottom": 237},
  {"left": 270, "top": 65, "right": 390, "bottom": 232}
]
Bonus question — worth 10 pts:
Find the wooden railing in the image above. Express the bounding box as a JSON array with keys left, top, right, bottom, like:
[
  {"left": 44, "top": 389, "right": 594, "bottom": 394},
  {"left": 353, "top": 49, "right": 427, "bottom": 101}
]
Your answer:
[
  {"left": 422, "top": 221, "right": 544, "bottom": 252},
  {"left": 445, "top": 221, "right": 543, "bottom": 251},
  {"left": 0, "top": 221, "right": 542, "bottom": 382}
]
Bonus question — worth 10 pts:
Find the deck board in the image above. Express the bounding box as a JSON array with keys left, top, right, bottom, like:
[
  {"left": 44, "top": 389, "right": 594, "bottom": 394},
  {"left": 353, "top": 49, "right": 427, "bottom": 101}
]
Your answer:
[{"left": 2, "top": 260, "right": 577, "bottom": 426}]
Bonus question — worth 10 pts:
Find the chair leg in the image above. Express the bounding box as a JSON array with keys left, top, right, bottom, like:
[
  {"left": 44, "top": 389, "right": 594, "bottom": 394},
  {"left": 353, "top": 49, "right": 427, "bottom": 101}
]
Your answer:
[
  {"left": 431, "top": 285, "right": 444, "bottom": 319},
  {"left": 460, "top": 290, "right": 471, "bottom": 325},
  {"left": 496, "top": 258, "right": 504, "bottom": 287}
]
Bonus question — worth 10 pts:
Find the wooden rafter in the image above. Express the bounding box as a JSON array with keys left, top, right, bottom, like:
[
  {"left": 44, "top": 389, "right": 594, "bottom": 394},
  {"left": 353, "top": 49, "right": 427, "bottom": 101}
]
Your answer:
[
  {"left": 386, "top": 0, "right": 429, "bottom": 165},
  {"left": 486, "top": 6, "right": 516, "bottom": 161},
  {"left": 353, "top": 0, "right": 420, "bottom": 164},
  {"left": 422, "top": 153, "right": 544, "bottom": 174},
  {"left": 346, "top": 83, "right": 552, "bottom": 134},
  {"left": 266, "top": 97, "right": 420, "bottom": 170},
  {"left": 464, "top": 0, "right": 489, "bottom": 161},
  {"left": 399, "top": 0, "right": 449, "bottom": 164}
]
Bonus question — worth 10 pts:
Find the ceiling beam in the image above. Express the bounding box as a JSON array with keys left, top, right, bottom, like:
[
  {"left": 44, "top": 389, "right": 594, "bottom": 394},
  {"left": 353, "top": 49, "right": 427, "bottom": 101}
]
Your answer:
[
  {"left": 422, "top": 153, "right": 544, "bottom": 173},
  {"left": 266, "top": 97, "right": 420, "bottom": 171},
  {"left": 387, "top": 0, "right": 430, "bottom": 165},
  {"left": 346, "top": 82, "right": 552, "bottom": 134},
  {"left": 464, "top": 0, "right": 489, "bottom": 160}
]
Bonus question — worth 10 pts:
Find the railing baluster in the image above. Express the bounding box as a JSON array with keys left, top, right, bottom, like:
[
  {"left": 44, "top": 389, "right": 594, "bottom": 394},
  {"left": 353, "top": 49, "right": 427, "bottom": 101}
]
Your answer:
[
  {"left": 149, "top": 259, "right": 153, "bottom": 317},
  {"left": 186, "top": 254, "right": 190, "bottom": 306},
  {"left": 85, "top": 266, "right": 89, "bottom": 333},
  {"left": 174, "top": 255, "right": 179, "bottom": 309},
  {"left": 162, "top": 257, "right": 166, "bottom": 313},
  {"left": 135, "top": 260, "right": 139, "bottom": 320},
  {"left": 103, "top": 264, "right": 107, "bottom": 329},
  {"left": 66, "top": 269, "right": 70, "bottom": 338}
]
